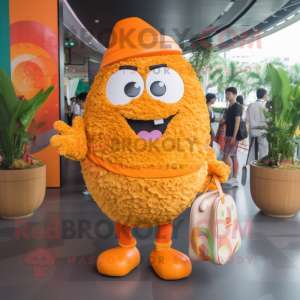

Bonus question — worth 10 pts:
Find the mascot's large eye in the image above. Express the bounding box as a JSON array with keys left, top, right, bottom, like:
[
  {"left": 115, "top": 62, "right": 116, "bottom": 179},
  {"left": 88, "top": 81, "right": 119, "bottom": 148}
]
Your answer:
[
  {"left": 124, "top": 82, "right": 140, "bottom": 97},
  {"left": 146, "top": 67, "right": 184, "bottom": 103},
  {"left": 106, "top": 69, "right": 144, "bottom": 105},
  {"left": 150, "top": 81, "right": 166, "bottom": 96}
]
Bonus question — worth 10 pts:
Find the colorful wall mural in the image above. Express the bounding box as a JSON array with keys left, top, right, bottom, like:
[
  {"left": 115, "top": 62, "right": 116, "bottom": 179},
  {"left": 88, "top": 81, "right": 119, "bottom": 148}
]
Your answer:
[{"left": 10, "top": 0, "right": 61, "bottom": 187}]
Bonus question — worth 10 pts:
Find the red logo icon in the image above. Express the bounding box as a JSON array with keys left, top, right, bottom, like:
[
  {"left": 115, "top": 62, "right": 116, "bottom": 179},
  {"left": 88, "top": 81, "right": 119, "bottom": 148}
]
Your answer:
[{"left": 24, "top": 246, "right": 55, "bottom": 277}]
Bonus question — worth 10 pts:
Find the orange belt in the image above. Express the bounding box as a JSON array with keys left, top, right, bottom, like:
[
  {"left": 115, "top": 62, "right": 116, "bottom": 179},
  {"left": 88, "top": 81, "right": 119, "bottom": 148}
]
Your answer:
[{"left": 87, "top": 152, "right": 204, "bottom": 178}]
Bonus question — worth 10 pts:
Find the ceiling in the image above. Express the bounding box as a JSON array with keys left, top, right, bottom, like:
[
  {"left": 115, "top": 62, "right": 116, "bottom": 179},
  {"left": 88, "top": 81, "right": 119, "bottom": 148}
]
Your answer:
[
  {"left": 66, "top": 0, "right": 229, "bottom": 47},
  {"left": 208, "top": 0, "right": 300, "bottom": 52},
  {"left": 65, "top": 0, "right": 300, "bottom": 55},
  {"left": 64, "top": 27, "right": 103, "bottom": 62},
  {"left": 63, "top": 26, "right": 103, "bottom": 78}
]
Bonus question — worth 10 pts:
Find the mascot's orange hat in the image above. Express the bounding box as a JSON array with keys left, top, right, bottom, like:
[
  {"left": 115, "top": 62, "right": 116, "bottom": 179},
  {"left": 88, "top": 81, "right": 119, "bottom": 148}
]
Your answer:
[{"left": 100, "top": 17, "right": 182, "bottom": 69}]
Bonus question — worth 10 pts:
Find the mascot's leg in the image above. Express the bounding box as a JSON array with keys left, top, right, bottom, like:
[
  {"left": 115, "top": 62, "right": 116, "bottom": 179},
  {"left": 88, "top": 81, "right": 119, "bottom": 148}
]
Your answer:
[
  {"left": 150, "top": 222, "right": 192, "bottom": 280},
  {"left": 96, "top": 222, "right": 140, "bottom": 276}
]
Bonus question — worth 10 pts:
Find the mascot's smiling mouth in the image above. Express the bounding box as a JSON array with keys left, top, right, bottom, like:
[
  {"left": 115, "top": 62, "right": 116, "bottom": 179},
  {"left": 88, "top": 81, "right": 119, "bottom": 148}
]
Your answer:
[{"left": 125, "top": 114, "right": 176, "bottom": 141}]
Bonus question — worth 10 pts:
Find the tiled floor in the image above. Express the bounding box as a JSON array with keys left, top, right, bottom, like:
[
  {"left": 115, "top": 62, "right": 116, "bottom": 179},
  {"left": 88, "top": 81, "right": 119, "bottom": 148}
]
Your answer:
[{"left": 1, "top": 151, "right": 300, "bottom": 300}]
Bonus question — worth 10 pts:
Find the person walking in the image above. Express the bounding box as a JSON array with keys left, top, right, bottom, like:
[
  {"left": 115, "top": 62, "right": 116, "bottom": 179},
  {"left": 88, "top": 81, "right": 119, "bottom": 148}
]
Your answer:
[
  {"left": 206, "top": 93, "right": 221, "bottom": 147},
  {"left": 245, "top": 88, "right": 268, "bottom": 164},
  {"left": 70, "top": 97, "right": 77, "bottom": 121},
  {"left": 73, "top": 96, "right": 81, "bottom": 120},
  {"left": 236, "top": 95, "right": 244, "bottom": 106},
  {"left": 77, "top": 92, "right": 88, "bottom": 118},
  {"left": 236, "top": 95, "right": 247, "bottom": 153},
  {"left": 222, "top": 87, "right": 242, "bottom": 188},
  {"left": 64, "top": 96, "right": 73, "bottom": 126},
  {"left": 213, "top": 108, "right": 227, "bottom": 152}
]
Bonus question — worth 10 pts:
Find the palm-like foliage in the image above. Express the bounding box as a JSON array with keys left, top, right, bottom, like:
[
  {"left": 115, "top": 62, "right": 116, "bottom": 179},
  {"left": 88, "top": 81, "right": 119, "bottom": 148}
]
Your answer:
[
  {"left": 286, "top": 63, "right": 300, "bottom": 88},
  {"left": 207, "top": 55, "right": 244, "bottom": 101},
  {"left": 207, "top": 56, "right": 287, "bottom": 102},
  {"left": 189, "top": 43, "right": 214, "bottom": 82},
  {"left": 0, "top": 67, "right": 55, "bottom": 168},
  {"left": 256, "top": 63, "right": 300, "bottom": 164},
  {"left": 245, "top": 59, "right": 285, "bottom": 92}
]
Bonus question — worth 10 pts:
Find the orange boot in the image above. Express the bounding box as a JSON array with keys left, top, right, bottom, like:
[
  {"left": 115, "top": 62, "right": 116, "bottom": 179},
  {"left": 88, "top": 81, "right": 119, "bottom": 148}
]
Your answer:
[
  {"left": 97, "top": 222, "right": 140, "bottom": 276},
  {"left": 150, "top": 222, "right": 192, "bottom": 280}
]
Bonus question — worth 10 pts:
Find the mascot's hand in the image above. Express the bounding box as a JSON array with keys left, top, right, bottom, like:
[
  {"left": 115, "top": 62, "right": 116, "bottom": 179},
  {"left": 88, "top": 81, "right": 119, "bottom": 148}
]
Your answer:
[
  {"left": 50, "top": 117, "right": 87, "bottom": 161},
  {"left": 199, "top": 146, "right": 231, "bottom": 192}
]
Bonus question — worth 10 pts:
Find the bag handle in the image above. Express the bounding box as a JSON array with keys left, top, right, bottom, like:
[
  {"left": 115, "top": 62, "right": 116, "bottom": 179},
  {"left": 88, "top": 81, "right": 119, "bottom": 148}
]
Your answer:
[
  {"left": 203, "top": 173, "right": 225, "bottom": 204},
  {"left": 202, "top": 175, "right": 212, "bottom": 194},
  {"left": 213, "top": 173, "right": 225, "bottom": 204}
]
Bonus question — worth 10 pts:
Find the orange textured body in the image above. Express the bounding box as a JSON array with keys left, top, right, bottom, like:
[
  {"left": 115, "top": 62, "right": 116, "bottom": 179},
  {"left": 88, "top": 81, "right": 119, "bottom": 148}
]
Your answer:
[
  {"left": 79, "top": 55, "right": 229, "bottom": 227},
  {"left": 52, "top": 54, "right": 230, "bottom": 228}
]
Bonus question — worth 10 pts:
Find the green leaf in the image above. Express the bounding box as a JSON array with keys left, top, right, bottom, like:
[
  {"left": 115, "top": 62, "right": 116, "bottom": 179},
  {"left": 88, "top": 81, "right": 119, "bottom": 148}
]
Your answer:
[
  {"left": 8, "top": 102, "right": 21, "bottom": 139},
  {"left": 17, "top": 89, "right": 44, "bottom": 120},
  {"left": 278, "top": 68, "right": 291, "bottom": 104},
  {"left": 0, "top": 67, "right": 18, "bottom": 117},
  {"left": 278, "top": 68, "right": 291, "bottom": 127},
  {"left": 0, "top": 93, "right": 20, "bottom": 167},
  {"left": 19, "top": 86, "right": 55, "bottom": 131},
  {"left": 31, "top": 118, "right": 36, "bottom": 134},
  {"left": 290, "top": 114, "right": 300, "bottom": 138},
  {"left": 37, "top": 121, "right": 47, "bottom": 129},
  {"left": 0, "top": 92, "right": 11, "bottom": 129},
  {"left": 13, "top": 129, "right": 31, "bottom": 137}
]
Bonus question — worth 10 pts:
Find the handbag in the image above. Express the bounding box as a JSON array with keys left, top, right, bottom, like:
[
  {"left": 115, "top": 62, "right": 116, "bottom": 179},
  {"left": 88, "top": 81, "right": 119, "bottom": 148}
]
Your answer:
[
  {"left": 213, "top": 124, "right": 226, "bottom": 151},
  {"left": 189, "top": 174, "right": 241, "bottom": 265}
]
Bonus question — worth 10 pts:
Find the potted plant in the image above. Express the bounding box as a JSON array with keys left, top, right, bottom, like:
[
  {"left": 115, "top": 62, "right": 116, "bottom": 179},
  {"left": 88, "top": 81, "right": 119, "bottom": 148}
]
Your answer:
[
  {"left": 250, "top": 63, "right": 300, "bottom": 217},
  {"left": 0, "top": 67, "right": 55, "bottom": 219}
]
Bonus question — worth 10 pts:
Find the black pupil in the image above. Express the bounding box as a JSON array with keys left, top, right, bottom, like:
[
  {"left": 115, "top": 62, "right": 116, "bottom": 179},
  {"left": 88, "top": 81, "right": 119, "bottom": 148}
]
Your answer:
[
  {"left": 124, "top": 82, "right": 140, "bottom": 97},
  {"left": 150, "top": 81, "right": 166, "bottom": 97}
]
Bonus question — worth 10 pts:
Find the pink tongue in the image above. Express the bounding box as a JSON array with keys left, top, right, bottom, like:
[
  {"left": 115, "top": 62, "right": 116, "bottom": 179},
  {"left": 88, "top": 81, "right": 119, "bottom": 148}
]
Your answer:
[{"left": 138, "top": 130, "right": 162, "bottom": 141}]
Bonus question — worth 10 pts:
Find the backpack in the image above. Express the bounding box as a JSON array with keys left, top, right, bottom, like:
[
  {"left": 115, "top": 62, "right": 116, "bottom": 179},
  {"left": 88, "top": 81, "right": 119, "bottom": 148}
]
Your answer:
[
  {"left": 189, "top": 174, "right": 241, "bottom": 265},
  {"left": 237, "top": 118, "right": 248, "bottom": 141}
]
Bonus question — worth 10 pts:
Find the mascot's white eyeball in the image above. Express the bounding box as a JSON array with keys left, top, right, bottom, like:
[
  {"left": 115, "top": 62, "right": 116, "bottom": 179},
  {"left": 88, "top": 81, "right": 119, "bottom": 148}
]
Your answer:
[
  {"left": 106, "top": 69, "right": 144, "bottom": 105},
  {"left": 146, "top": 67, "right": 184, "bottom": 103}
]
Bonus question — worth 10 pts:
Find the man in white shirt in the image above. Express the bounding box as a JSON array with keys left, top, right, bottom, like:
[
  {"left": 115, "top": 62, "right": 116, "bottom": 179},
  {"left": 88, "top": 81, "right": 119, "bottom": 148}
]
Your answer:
[
  {"left": 70, "top": 97, "right": 77, "bottom": 119},
  {"left": 70, "top": 97, "right": 76, "bottom": 111},
  {"left": 73, "top": 102, "right": 81, "bottom": 118},
  {"left": 73, "top": 95, "right": 84, "bottom": 120},
  {"left": 245, "top": 88, "right": 268, "bottom": 164},
  {"left": 77, "top": 92, "right": 87, "bottom": 117}
]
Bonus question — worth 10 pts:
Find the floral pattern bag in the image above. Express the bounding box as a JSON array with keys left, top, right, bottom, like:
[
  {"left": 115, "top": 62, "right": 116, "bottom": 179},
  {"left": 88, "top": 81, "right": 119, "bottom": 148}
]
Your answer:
[{"left": 189, "top": 174, "right": 241, "bottom": 265}]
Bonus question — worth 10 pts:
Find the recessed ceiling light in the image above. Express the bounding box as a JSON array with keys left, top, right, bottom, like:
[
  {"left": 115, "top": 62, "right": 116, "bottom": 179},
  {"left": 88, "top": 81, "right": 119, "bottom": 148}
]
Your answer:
[
  {"left": 95, "top": 20, "right": 99, "bottom": 23},
  {"left": 66, "top": 67, "right": 68, "bottom": 69},
  {"left": 276, "top": 21, "right": 285, "bottom": 26},
  {"left": 287, "top": 15, "right": 295, "bottom": 20},
  {"left": 266, "top": 27, "right": 274, "bottom": 31},
  {"left": 89, "top": 42, "right": 92, "bottom": 45}
]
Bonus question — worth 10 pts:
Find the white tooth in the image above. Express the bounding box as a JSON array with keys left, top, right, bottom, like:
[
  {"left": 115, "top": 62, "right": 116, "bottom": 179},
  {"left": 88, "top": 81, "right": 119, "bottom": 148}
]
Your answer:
[{"left": 154, "top": 119, "right": 164, "bottom": 125}]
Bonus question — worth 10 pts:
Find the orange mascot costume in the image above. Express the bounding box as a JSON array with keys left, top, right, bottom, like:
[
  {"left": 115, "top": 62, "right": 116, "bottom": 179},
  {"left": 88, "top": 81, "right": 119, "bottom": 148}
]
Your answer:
[{"left": 51, "top": 17, "right": 230, "bottom": 280}]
